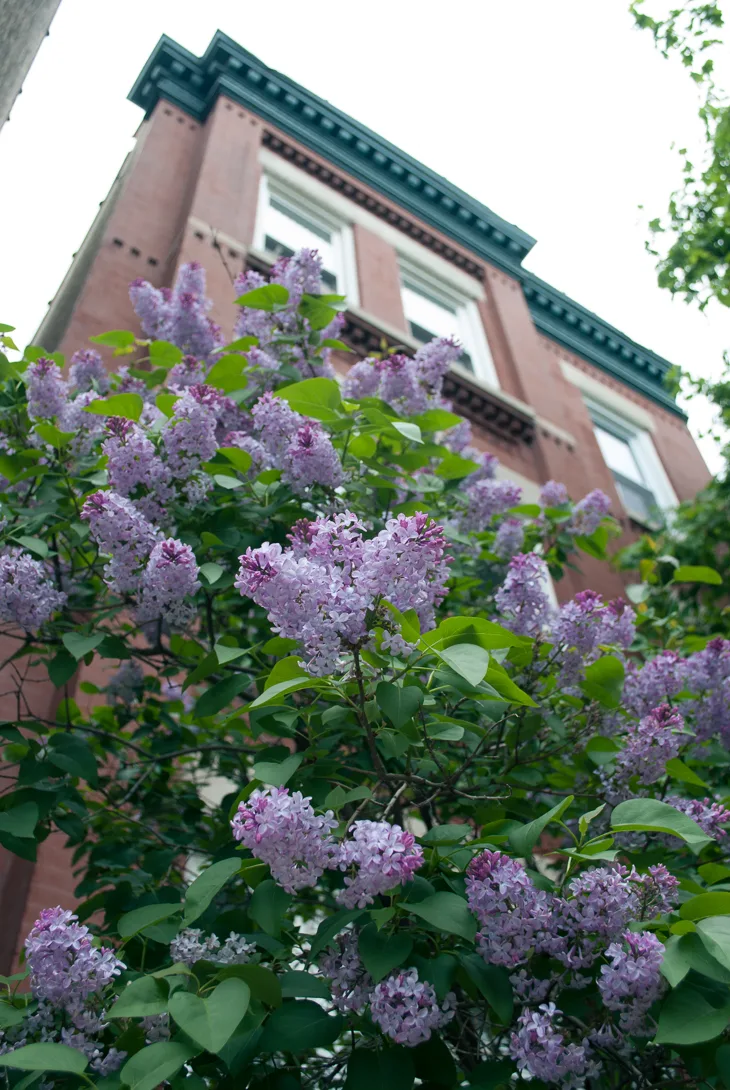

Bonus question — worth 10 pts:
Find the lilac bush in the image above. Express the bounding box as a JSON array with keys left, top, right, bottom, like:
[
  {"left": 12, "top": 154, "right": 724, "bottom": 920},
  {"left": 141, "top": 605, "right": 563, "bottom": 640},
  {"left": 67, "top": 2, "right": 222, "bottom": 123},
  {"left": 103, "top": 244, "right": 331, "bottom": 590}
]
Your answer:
[{"left": 0, "top": 251, "right": 726, "bottom": 1088}]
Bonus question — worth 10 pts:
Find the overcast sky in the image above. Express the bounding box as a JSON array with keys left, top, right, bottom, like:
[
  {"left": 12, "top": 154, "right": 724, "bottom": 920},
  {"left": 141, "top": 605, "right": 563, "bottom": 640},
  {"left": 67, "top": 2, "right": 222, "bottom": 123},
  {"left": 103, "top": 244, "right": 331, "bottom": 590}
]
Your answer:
[{"left": 1, "top": 0, "right": 728, "bottom": 469}]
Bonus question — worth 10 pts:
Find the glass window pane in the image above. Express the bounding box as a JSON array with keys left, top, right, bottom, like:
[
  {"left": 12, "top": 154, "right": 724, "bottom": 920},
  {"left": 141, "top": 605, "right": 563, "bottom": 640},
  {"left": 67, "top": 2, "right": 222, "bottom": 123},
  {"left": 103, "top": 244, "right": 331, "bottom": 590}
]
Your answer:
[
  {"left": 263, "top": 196, "right": 338, "bottom": 290},
  {"left": 593, "top": 424, "right": 645, "bottom": 484}
]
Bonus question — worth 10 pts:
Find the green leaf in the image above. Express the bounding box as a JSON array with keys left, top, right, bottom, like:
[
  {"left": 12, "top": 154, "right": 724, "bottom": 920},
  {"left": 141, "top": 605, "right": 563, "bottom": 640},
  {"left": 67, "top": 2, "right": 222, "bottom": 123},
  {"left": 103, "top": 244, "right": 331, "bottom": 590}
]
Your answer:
[
  {"left": 697, "top": 917, "right": 730, "bottom": 971},
  {"left": 206, "top": 354, "right": 248, "bottom": 393},
  {"left": 248, "top": 880, "right": 291, "bottom": 938},
  {"left": 437, "top": 644, "right": 489, "bottom": 687},
  {"left": 48, "top": 736, "right": 98, "bottom": 785},
  {"left": 118, "top": 903, "right": 181, "bottom": 939},
  {"left": 654, "top": 981, "right": 730, "bottom": 1044},
  {"left": 0, "top": 803, "right": 38, "bottom": 839},
  {"left": 580, "top": 655, "right": 624, "bottom": 709},
  {"left": 484, "top": 662, "right": 537, "bottom": 707},
  {"left": 390, "top": 420, "right": 423, "bottom": 444},
  {"left": 218, "top": 964, "right": 282, "bottom": 1007},
  {"left": 110, "top": 976, "right": 169, "bottom": 1018},
  {"left": 47, "top": 650, "right": 77, "bottom": 688},
  {"left": 459, "top": 954, "right": 513, "bottom": 1023},
  {"left": 358, "top": 925, "right": 413, "bottom": 983},
  {"left": 235, "top": 284, "right": 290, "bottom": 310},
  {"left": 298, "top": 295, "right": 338, "bottom": 331},
  {"left": 375, "top": 683, "right": 424, "bottom": 729},
  {"left": 308, "top": 910, "right": 365, "bottom": 961},
  {"left": 200, "top": 562, "right": 224, "bottom": 586},
  {"left": 673, "top": 565, "right": 722, "bottom": 585},
  {"left": 259, "top": 1000, "right": 343, "bottom": 1054},
  {"left": 253, "top": 753, "right": 303, "bottom": 788},
  {"left": 465, "top": 1060, "right": 513, "bottom": 1089},
  {"left": 219, "top": 447, "right": 253, "bottom": 474},
  {"left": 248, "top": 677, "right": 316, "bottom": 710},
  {"left": 120, "top": 1042, "right": 194, "bottom": 1090},
  {"left": 345, "top": 1047, "right": 414, "bottom": 1090},
  {"left": 665, "top": 757, "right": 709, "bottom": 788},
  {"left": 89, "top": 330, "right": 135, "bottom": 349},
  {"left": 412, "top": 1033, "right": 457, "bottom": 1086},
  {"left": 610, "top": 798, "right": 711, "bottom": 852},
  {"left": 435, "top": 453, "right": 480, "bottom": 480},
  {"left": 280, "top": 971, "right": 331, "bottom": 999},
  {"left": 194, "top": 674, "right": 250, "bottom": 717},
  {"left": 155, "top": 393, "right": 179, "bottom": 417},
  {"left": 61, "top": 632, "right": 104, "bottom": 660},
  {"left": 277, "top": 378, "right": 342, "bottom": 422},
  {"left": 169, "top": 978, "right": 249, "bottom": 1054},
  {"left": 0, "top": 1002, "right": 25, "bottom": 1030},
  {"left": 509, "top": 795, "right": 574, "bottom": 857},
  {"left": 680, "top": 893, "right": 730, "bottom": 921},
  {"left": 184, "top": 858, "right": 241, "bottom": 924},
  {"left": 33, "top": 424, "right": 74, "bottom": 449},
  {"left": 578, "top": 804, "right": 606, "bottom": 836},
  {"left": 0, "top": 1044, "right": 88, "bottom": 1074},
  {"left": 149, "top": 341, "right": 183, "bottom": 366},
  {"left": 83, "top": 393, "right": 144, "bottom": 422},
  {"left": 406, "top": 892, "right": 476, "bottom": 941}
]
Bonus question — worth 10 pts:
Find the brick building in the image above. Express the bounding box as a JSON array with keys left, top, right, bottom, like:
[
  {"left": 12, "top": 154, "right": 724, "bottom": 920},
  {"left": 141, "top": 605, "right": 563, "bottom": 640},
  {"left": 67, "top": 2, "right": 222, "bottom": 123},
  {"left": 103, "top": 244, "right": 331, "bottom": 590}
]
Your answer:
[{"left": 0, "top": 31, "right": 711, "bottom": 964}]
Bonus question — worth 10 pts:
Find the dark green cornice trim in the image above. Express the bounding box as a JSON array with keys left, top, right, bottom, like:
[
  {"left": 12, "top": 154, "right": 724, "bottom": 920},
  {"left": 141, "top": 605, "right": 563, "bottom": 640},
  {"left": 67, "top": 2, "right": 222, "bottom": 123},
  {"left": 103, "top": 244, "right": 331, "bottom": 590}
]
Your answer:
[{"left": 129, "top": 31, "right": 685, "bottom": 418}]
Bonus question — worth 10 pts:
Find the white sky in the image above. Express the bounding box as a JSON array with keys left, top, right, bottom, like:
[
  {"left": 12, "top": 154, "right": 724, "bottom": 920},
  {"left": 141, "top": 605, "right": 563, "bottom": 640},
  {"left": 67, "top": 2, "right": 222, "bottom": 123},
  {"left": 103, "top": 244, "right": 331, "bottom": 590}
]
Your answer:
[{"left": 1, "top": 0, "right": 728, "bottom": 470}]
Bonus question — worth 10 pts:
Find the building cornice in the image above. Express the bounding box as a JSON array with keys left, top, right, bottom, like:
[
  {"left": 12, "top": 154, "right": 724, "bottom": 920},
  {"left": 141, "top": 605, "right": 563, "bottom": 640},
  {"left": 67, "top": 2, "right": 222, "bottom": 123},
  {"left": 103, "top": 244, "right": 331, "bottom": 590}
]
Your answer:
[{"left": 128, "top": 31, "right": 685, "bottom": 419}]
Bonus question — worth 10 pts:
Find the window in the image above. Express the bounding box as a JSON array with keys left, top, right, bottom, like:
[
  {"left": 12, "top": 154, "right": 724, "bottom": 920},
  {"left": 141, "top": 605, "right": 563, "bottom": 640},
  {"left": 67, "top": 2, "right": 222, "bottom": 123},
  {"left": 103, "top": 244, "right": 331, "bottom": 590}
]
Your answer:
[
  {"left": 254, "top": 176, "right": 357, "bottom": 300},
  {"left": 398, "top": 260, "right": 497, "bottom": 386},
  {"left": 588, "top": 403, "right": 676, "bottom": 526}
]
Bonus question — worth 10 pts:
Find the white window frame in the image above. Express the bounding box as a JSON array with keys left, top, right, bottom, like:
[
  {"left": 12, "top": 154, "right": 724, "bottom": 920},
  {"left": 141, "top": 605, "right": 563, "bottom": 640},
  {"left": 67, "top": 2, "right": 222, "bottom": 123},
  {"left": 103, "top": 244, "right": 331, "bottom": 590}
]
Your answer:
[
  {"left": 585, "top": 397, "right": 677, "bottom": 521},
  {"left": 397, "top": 255, "right": 498, "bottom": 388},
  {"left": 254, "top": 174, "right": 359, "bottom": 305}
]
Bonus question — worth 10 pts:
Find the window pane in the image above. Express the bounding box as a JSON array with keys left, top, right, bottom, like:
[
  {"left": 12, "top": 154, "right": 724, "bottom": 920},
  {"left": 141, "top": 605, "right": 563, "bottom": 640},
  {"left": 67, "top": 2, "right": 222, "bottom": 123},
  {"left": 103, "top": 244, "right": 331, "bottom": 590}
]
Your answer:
[
  {"left": 402, "top": 282, "right": 473, "bottom": 371},
  {"left": 593, "top": 424, "right": 645, "bottom": 484},
  {"left": 262, "top": 196, "right": 338, "bottom": 290}
]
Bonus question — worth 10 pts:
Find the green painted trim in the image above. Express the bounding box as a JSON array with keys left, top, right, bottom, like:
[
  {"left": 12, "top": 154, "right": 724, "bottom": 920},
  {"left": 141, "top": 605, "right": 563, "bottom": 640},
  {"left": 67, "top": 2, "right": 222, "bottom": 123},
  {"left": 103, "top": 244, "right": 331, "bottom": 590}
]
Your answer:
[{"left": 128, "top": 31, "right": 685, "bottom": 418}]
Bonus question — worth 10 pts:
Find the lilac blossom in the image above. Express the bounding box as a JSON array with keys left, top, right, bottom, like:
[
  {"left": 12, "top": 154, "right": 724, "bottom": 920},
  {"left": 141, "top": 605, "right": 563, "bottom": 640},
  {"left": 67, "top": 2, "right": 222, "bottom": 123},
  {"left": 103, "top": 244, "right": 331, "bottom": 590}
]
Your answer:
[
  {"left": 130, "top": 263, "right": 222, "bottom": 360},
  {"left": 337, "top": 821, "right": 423, "bottom": 908},
  {"left": 342, "top": 358, "right": 382, "bottom": 400},
  {"left": 634, "top": 864, "right": 680, "bottom": 917},
  {"left": 461, "top": 478, "right": 522, "bottom": 532},
  {"left": 493, "top": 517, "right": 525, "bottom": 560},
  {"left": 614, "top": 704, "right": 684, "bottom": 786},
  {"left": 464, "top": 451, "right": 500, "bottom": 486},
  {"left": 59, "top": 392, "right": 106, "bottom": 457},
  {"left": 370, "top": 969, "right": 455, "bottom": 1046},
  {"left": 682, "top": 637, "right": 730, "bottom": 743},
  {"left": 129, "top": 279, "right": 169, "bottom": 339},
  {"left": 442, "top": 418, "right": 473, "bottom": 454},
  {"left": 623, "top": 651, "right": 685, "bottom": 718},
  {"left": 25, "top": 357, "right": 68, "bottom": 421},
  {"left": 281, "top": 423, "right": 344, "bottom": 494},
  {"left": 495, "top": 552, "right": 552, "bottom": 636},
  {"left": 666, "top": 796, "right": 730, "bottom": 838},
  {"left": 342, "top": 338, "right": 457, "bottom": 415},
  {"left": 224, "top": 431, "right": 272, "bottom": 477},
  {"left": 540, "top": 480, "right": 569, "bottom": 507},
  {"left": 570, "top": 489, "right": 611, "bottom": 535},
  {"left": 251, "top": 392, "right": 301, "bottom": 458},
  {"left": 69, "top": 350, "right": 110, "bottom": 394},
  {"left": 170, "top": 928, "right": 253, "bottom": 967},
  {"left": 106, "top": 660, "right": 145, "bottom": 706},
  {"left": 510, "top": 1003, "right": 594, "bottom": 1087},
  {"left": 168, "top": 355, "right": 208, "bottom": 390},
  {"left": 25, "top": 907, "right": 124, "bottom": 1012},
  {"left": 603, "top": 598, "right": 636, "bottom": 649},
  {"left": 161, "top": 384, "right": 218, "bottom": 499},
  {"left": 320, "top": 932, "right": 374, "bottom": 1013},
  {"left": 598, "top": 930, "right": 664, "bottom": 1034},
  {"left": 235, "top": 512, "right": 449, "bottom": 675},
  {"left": 136, "top": 539, "right": 200, "bottom": 628},
  {"left": 231, "top": 786, "right": 338, "bottom": 892},
  {"left": 551, "top": 591, "right": 634, "bottom": 687},
  {"left": 81, "top": 491, "right": 159, "bottom": 592},
  {"left": 102, "top": 417, "right": 173, "bottom": 521},
  {"left": 466, "top": 850, "right": 552, "bottom": 968},
  {"left": 413, "top": 336, "right": 461, "bottom": 387},
  {"left": 0, "top": 549, "right": 66, "bottom": 630}
]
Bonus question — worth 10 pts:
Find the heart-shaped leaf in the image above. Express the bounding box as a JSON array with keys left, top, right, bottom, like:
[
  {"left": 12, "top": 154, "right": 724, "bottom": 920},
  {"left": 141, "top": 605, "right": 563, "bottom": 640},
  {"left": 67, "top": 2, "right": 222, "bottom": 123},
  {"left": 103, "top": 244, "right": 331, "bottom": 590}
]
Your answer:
[
  {"left": 358, "top": 925, "right": 413, "bottom": 983},
  {"left": 169, "top": 978, "right": 250, "bottom": 1054},
  {"left": 375, "top": 683, "right": 423, "bottom": 729},
  {"left": 120, "top": 1042, "right": 193, "bottom": 1090}
]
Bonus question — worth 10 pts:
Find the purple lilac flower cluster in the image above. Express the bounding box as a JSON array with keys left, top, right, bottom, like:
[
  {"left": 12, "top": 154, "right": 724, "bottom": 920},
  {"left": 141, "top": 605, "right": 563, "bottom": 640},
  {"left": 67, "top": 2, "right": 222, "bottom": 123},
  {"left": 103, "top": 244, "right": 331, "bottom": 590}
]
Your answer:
[
  {"left": 244, "top": 391, "right": 343, "bottom": 494},
  {"left": 551, "top": 590, "right": 636, "bottom": 686},
  {"left": 666, "top": 796, "right": 730, "bottom": 838},
  {"left": 369, "top": 969, "right": 456, "bottom": 1046},
  {"left": 319, "top": 932, "right": 374, "bottom": 1013},
  {"left": 612, "top": 704, "right": 684, "bottom": 786},
  {"left": 231, "top": 786, "right": 339, "bottom": 892},
  {"left": 466, "top": 849, "right": 675, "bottom": 1069},
  {"left": 570, "top": 488, "right": 612, "bottom": 535},
  {"left": 129, "top": 262, "right": 222, "bottom": 361},
  {"left": 25, "top": 907, "right": 124, "bottom": 1012},
  {"left": 169, "top": 928, "right": 254, "bottom": 967},
  {"left": 235, "top": 511, "right": 450, "bottom": 675},
  {"left": 598, "top": 930, "right": 665, "bottom": 1033},
  {"left": 495, "top": 552, "right": 553, "bottom": 636},
  {"left": 336, "top": 821, "right": 424, "bottom": 908},
  {"left": 102, "top": 417, "right": 174, "bottom": 522},
  {"left": 68, "top": 350, "right": 110, "bottom": 394},
  {"left": 136, "top": 539, "right": 201, "bottom": 628},
  {"left": 24, "top": 357, "right": 68, "bottom": 421},
  {"left": 342, "top": 338, "right": 460, "bottom": 416},
  {"left": 511, "top": 1003, "right": 595, "bottom": 1088},
  {"left": 234, "top": 250, "right": 342, "bottom": 379},
  {"left": 461, "top": 478, "right": 522, "bottom": 532},
  {"left": 0, "top": 549, "right": 66, "bottom": 630},
  {"left": 231, "top": 788, "right": 423, "bottom": 905}
]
